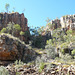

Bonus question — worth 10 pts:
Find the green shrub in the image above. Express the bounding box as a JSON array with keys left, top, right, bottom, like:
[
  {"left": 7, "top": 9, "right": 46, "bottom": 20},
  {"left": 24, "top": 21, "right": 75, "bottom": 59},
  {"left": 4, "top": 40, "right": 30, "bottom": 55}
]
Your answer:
[
  {"left": 0, "top": 22, "right": 21, "bottom": 36},
  {"left": 1, "top": 28, "right": 7, "bottom": 33},
  {"left": 66, "top": 30, "right": 73, "bottom": 34},
  {"left": 20, "top": 31, "right": 25, "bottom": 35},
  {"left": 61, "top": 49, "right": 65, "bottom": 54},
  {"left": 14, "top": 24, "right": 21, "bottom": 31},
  {"left": 0, "top": 66, "right": 9, "bottom": 75},
  {"left": 39, "top": 62, "right": 45, "bottom": 72},
  {"left": 71, "top": 49, "right": 75, "bottom": 55},
  {"left": 45, "top": 45, "right": 56, "bottom": 59},
  {"left": 61, "top": 54, "right": 72, "bottom": 62},
  {"left": 14, "top": 60, "right": 24, "bottom": 65},
  {"left": 16, "top": 72, "right": 21, "bottom": 75},
  {"left": 32, "top": 35, "right": 43, "bottom": 48}
]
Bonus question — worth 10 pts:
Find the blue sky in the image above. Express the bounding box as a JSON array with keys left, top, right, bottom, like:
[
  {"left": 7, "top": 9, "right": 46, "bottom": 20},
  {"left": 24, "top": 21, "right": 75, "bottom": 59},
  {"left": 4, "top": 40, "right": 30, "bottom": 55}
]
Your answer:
[{"left": 0, "top": 0, "right": 75, "bottom": 27}]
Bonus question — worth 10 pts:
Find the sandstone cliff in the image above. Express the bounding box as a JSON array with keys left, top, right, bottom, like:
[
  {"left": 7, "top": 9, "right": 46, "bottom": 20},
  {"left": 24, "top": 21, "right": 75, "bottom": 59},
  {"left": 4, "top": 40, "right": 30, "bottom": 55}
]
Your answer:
[{"left": 0, "top": 12, "right": 30, "bottom": 43}]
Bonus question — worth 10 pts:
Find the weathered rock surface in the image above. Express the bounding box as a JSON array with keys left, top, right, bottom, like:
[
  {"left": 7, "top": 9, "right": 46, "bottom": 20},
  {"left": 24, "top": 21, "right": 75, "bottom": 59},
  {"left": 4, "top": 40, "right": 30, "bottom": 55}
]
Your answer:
[
  {"left": 0, "top": 12, "right": 30, "bottom": 43},
  {"left": 0, "top": 33, "right": 38, "bottom": 63}
]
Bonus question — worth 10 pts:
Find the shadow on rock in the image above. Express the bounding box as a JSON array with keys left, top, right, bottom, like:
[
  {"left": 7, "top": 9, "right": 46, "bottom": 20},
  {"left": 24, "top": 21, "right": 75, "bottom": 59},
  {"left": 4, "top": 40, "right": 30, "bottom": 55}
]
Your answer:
[{"left": 0, "top": 33, "right": 39, "bottom": 65}]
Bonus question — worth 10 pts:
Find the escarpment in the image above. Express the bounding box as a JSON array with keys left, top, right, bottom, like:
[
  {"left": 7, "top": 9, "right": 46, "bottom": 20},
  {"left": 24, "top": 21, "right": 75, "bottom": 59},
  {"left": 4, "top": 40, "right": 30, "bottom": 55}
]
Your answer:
[{"left": 0, "top": 12, "right": 30, "bottom": 43}]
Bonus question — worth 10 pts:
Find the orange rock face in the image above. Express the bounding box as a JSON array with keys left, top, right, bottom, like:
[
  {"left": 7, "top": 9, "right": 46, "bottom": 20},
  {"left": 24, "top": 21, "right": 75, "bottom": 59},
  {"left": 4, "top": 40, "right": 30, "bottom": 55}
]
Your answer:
[
  {"left": 0, "top": 12, "right": 30, "bottom": 43},
  {"left": 0, "top": 51, "right": 17, "bottom": 60}
]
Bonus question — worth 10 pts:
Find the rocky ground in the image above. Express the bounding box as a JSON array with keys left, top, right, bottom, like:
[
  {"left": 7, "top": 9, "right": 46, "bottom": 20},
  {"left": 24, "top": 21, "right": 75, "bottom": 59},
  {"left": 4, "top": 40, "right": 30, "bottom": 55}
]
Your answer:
[
  {"left": 1, "top": 60, "right": 75, "bottom": 75},
  {"left": 0, "top": 33, "right": 75, "bottom": 75}
]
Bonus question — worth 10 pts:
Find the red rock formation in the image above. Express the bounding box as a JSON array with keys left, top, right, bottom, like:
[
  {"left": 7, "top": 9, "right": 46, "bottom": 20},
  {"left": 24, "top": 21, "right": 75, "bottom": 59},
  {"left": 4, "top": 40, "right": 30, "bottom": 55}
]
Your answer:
[
  {"left": 0, "top": 33, "right": 37, "bottom": 62},
  {"left": 0, "top": 12, "right": 30, "bottom": 43}
]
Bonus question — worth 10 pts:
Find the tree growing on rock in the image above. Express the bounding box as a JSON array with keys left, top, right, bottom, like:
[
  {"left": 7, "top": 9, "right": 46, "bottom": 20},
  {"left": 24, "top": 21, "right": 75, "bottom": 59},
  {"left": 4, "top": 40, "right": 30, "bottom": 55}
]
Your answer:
[
  {"left": 5, "top": 3, "right": 10, "bottom": 13},
  {"left": 7, "top": 22, "right": 15, "bottom": 35},
  {"left": 0, "top": 22, "right": 21, "bottom": 36}
]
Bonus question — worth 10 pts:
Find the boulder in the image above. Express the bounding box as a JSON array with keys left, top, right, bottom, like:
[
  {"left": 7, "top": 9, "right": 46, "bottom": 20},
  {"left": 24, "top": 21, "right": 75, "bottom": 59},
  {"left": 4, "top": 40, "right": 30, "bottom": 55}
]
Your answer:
[{"left": 0, "top": 33, "right": 38, "bottom": 62}]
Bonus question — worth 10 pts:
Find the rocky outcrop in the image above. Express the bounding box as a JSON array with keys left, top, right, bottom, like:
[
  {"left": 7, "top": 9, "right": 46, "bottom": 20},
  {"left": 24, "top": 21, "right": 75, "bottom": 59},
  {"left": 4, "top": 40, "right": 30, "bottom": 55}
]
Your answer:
[
  {"left": 0, "top": 33, "right": 38, "bottom": 63},
  {"left": 0, "top": 12, "right": 30, "bottom": 43},
  {"left": 50, "top": 19, "right": 61, "bottom": 29},
  {"left": 44, "top": 14, "right": 75, "bottom": 33},
  {"left": 60, "top": 15, "right": 75, "bottom": 30}
]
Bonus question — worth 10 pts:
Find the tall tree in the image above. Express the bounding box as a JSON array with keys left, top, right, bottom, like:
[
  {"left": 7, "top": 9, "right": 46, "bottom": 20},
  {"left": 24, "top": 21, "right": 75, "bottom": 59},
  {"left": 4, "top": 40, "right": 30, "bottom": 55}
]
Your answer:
[{"left": 5, "top": 3, "right": 10, "bottom": 12}]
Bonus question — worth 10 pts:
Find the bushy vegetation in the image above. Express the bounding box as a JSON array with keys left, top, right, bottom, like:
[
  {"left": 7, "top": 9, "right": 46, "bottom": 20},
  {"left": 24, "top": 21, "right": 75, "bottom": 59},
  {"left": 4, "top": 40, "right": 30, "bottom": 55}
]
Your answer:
[
  {"left": 0, "top": 22, "right": 21, "bottom": 35},
  {"left": 0, "top": 66, "right": 9, "bottom": 75},
  {"left": 14, "top": 24, "right": 21, "bottom": 31},
  {"left": 20, "top": 31, "right": 25, "bottom": 35},
  {"left": 14, "top": 60, "right": 24, "bottom": 65},
  {"left": 0, "top": 22, "right": 30, "bottom": 38},
  {"left": 45, "top": 40, "right": 56, "bottom": 59},
  {"left": 39, "top": 62, "right": 45, "bottom": 72},
  {"left": 1, "top": 28, "right": 7, "bottom": 33},
  {"left": 30, "top": 22, "right": 75, "bottom": 62},
  {"left": 30, "top": 27, "right": 45, "bottom": 48}
]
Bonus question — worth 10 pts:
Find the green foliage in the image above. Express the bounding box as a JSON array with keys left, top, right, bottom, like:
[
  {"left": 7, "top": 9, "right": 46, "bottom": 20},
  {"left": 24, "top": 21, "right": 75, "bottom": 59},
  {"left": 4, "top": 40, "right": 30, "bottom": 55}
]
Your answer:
[
  {"left": 39, "top": 62, "right": 45, "bottom": 72},
  {"left": 14, "top": 24, "right": 21, "bottom": 31},
  {"left": 14, "top": 60, "right": 24, "bottom": 74},
  {"left": 0, "top": 22, "right": 21, "bottom": 36},
  {"left": 14, "top": 60, "right": 24, "bottom": 65},
  {"left": 32, "top": 35, "right": 44, "bottom": 48},
  {"left": 16, "top": 72, "right": 21, "bottom": 75},
  {"left": 66, "top": 30, "right": 72, "bottom": 35},
  {"left": 20, "top": 31, "right": 25, "bottom": 35},
  {"left": 0, "top": 28, "right": 7, "bottom": 33},
  {"left": 61, "top": 54, "right": 72, "bottom": 62},
  {"left": 46, "top": 39, "right": 53, "bottom": 46},
  {"left": 45, "top": 28, "right": 74, "bottom": 56},
  {"left": 24, "top": 31, "right": 30, "bottom": 36},
  {"left": 5, "top": 3, "right": 10, "bottom": 12},
  {"left": 55, "top": 54, "right": 72, "bottom": 64},
  {"left": 14, "top": 60, "right": 18, "bottom": 65},
  {"left": 61, "top": 49, "right": 65, "bottom": 54},
  {"left": 71, "top": 49, "right": 75, "bottom": 55},
  {"left": 18, "top": 60, "right": 24, "bottom": 65},
  {"left": 45, "top": 39, "right": 56, "bottom": 59},
  {"left": 45, "top": 44, "right": 56, "bottom": 59},
  {"left": 38, "top": 26, "right": 44, "bottom": 34},
  {"left": 6, "top": 22, "right": 15, "bottom": 35},
  {"left": 0, "top": 66, "right": 9, "bottom": 75},
  {"left": 60, "top": 43, "right": 68, "bottom": 49}
]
